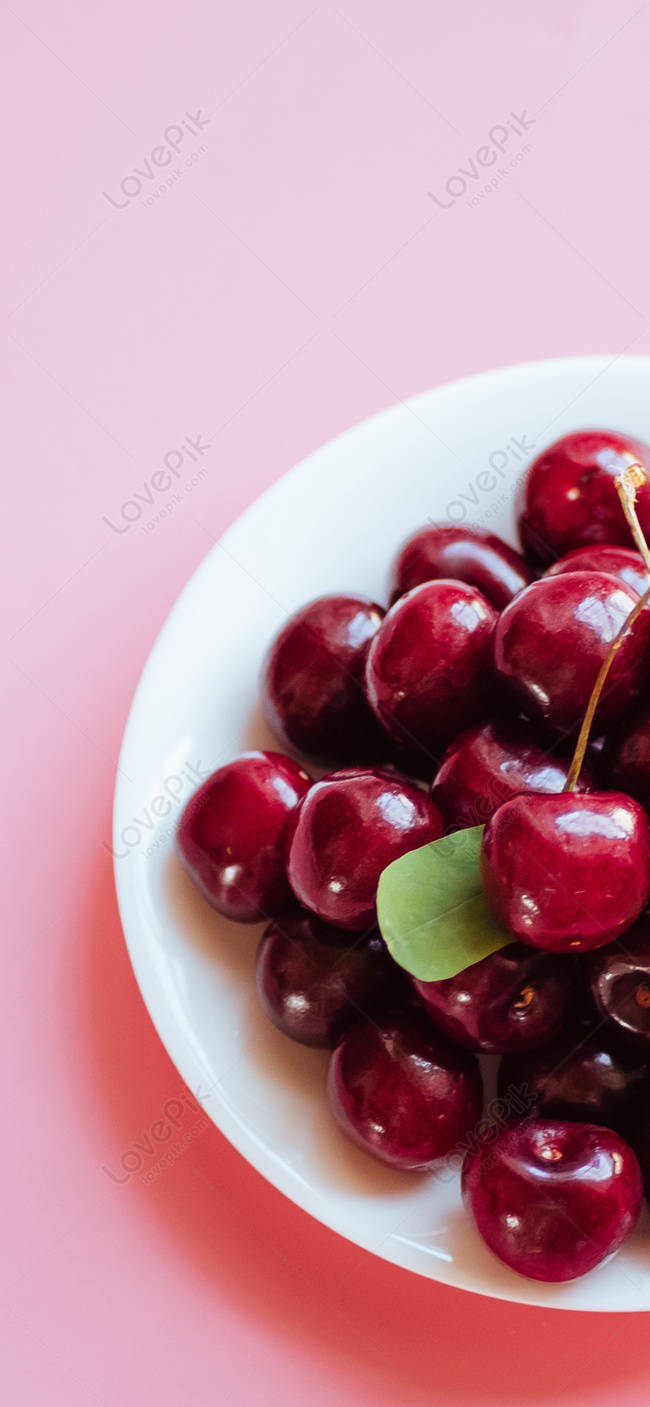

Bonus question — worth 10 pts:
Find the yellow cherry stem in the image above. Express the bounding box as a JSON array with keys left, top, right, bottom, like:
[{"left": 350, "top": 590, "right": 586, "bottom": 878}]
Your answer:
[{"left": 564, "top": 465, "right": 650, "bottom": 793}]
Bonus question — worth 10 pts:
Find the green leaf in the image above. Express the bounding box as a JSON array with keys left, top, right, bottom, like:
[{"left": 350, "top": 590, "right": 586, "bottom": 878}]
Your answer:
[{"left": 376, "top": 825, "right": 515, "bottom": 982}]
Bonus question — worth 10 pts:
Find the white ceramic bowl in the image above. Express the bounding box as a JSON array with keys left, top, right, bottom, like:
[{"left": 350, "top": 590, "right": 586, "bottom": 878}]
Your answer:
[{"left": 114, "top": 354, "right": 650, "bottom": 1310}]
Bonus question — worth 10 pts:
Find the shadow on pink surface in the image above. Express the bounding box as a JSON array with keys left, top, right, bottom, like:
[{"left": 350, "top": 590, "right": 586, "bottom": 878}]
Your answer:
[{"left": 85, "top": 852, "right": 650, "bottom": 1405}]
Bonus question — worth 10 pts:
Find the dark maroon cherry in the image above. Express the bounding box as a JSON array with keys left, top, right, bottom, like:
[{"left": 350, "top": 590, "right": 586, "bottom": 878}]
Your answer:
[
  {"left": 518, "top": 429, "right": 650, "bottom": 564},
  {"left": 255, "top": 910, "right": 405, "bottom": 1047},
  {"left": 493, "top": 572, "right": 650, "bottom": 736},
  {"left": 481, "top": 791, "right": 650, "bottom": 952},
  {"left": 498, "top": 1025, "right": 650, "bottom": 1137},
  {"left": 287, "top": 767, "right": 443, "bottom": 930},
  {"left": 260, "top": 594, "right": 386, "bottom": 763},
  {"left": 414, "top": 943, "right": 573, "bottom": 1053},
  {"left": 544, "top": 544, "right": 650, "bottom": 599},
  {"left": 605, "top": 703, "right": 650, "bottom": 810},
  {"left": 462, "top": 1119, "right": 642, "bottom": 1281},
  {"left": 176, "top": 751, "right": 310, "bottom": 922},
  {"left": 431, "top": 718, "right": 596, "bottom": 833},
  {"left": 390, "top": 524, "right": 534, "bottom": 609},
  {"left": 635, "top": 1113, "right": 650, "bottom": 1199},
  {"left": 364, "top": 580, "right": 496, "bottom": 758},
  {"left": 327, "top": 1007, "right": 483, "bottom": 1170},
  {"left": 584, "top": 916, "right": 650, "bottom": 1048}
]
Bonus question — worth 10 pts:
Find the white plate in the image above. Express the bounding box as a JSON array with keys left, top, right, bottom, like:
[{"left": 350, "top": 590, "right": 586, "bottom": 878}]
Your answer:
[{"left": 114, "top": 354, "right": 650, "bottom": 1310}]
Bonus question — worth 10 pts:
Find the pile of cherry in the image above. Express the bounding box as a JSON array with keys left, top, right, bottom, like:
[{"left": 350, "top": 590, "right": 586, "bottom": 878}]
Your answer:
[{"left": 177, "top": 429, "right": 650, "bottom": 1285}]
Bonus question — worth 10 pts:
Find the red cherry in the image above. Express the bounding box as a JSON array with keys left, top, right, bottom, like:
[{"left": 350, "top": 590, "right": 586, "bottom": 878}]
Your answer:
[
  {"left": 519, "top": 429, "right": 650, "bottom": 563},
  {"left": 493, "top": 572, "right": 650, "bottom": 736},
  {"left": 364, "top": 580, "right": 496, "bottom": 758},
  {"left": 544, "top": 544, "right": 650, "bottom": 598},
  {"left": 481, "top": 791, "right": 650, "bottom": 952},
  {"left": 431, "top": 718, "right": 596, "bottom": 833},
  {"left": 327, "top": 1007, "right": 483, "bottom": 1170},
  {"left": 256, "top": 910, "right": 405, "bottom": 1047},
  {"left": 260, "top": 594, "right": 386, "bottom": 763},
  {"left": 584, "top": 916, "right": 650, "bottom": 1049},
  {"left": 414, "top": 943, "right": 573, "bottom": 1053},
  {"left": 498, "top": 1024, "right": 650, "bottom": 1136},
  {"left": 286, "top": 767, "right": 443, "bottom": 930},
  {"left": 176, "top": 751, "right": 310, "bottom": 922},
  {"left": 390, "top": 524, "right": 534, "bottom": 609},
  {"left": 462, "top": 1120, "right": 642, "bottom": 1282}
]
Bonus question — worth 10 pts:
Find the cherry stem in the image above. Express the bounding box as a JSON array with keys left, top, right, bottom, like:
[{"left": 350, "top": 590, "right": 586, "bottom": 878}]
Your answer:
[
  {"left": 564, "top": 465, "right": 650, "bottom": 793},
  {"left": 617, "top": 464, "right": 650, "bottom": 572}
]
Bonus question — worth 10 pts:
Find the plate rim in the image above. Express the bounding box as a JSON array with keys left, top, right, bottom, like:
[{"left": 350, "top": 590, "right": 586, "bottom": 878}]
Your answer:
[{"left": 113, "top": 352, "right": 650, "bottom": 1312}]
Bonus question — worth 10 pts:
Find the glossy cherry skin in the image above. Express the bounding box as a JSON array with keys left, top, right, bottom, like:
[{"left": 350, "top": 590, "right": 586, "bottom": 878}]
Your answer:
[
  {"left": 176, "top": 751, "right": 311, "bottom": 922},
  {"left": 498, "top": 1026, "right": 650, "bottom": 1137},
  {"left": 605, "top": 704, "right": 650, "bottom": 810},
  {"left": 518, "top": 429, "right": 650, "bottom": 564},
  {"left": 327, "top": 1007, "right": 483, "bottom": 1170},
  {"left": 255, "top": 910, "right": 406, "bottom": 1047},
  {"left": 260, "top": 594, "right": 386, "bottom": 764},
  {"left": 364, "top": 580, "right": 496, "bottom": 758},
  {"left": 544, "top": 545, "right": 650, "bottom": 599},
  {"left": 481, "top": 792, "right": 650, "bottom": 952},
  {"left": 493, "top": 572, "right": 650, "bottom": 736},
  {"left": 390, "top": 524, "right": 534, "bottom": 609},
  {"left": 414, "top": 943, "right": 573, "bottom": 1054},
  {"left": 431, "top": 719, "right": 596, "bottom": 833},
  {"left": 462, "top": 1119, "right": 642, "bottom": 1282},
  {"left": 287, "top": 767, "right": 443, "bottom": 930},
  {"left": 584, "top": 916, "right": 650, "bottom": 1048}
]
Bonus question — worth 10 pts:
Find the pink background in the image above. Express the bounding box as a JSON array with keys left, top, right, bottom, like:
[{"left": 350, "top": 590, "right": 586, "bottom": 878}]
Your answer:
[{"left": 3, "top": 1, "right": 650, "bottom": 1401}]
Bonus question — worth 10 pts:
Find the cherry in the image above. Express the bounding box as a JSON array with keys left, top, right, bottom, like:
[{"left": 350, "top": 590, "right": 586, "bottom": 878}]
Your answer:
[
  {"left": 176, "top": 751, "right": 311, "bottom": 922},
  {"left": 584, "top": 916, "right": 650, "bottom": 1048},
  {"left": 255, "top": 910, "right": 405, "bottom": 1047},
  {"left": 493, "top": 572, "right": 650, "bottom": 736},
  {"left": 327, "top": 1007, "right": 483, "bottom": 1170},
  {"left": 364, "top": 580, "right": 496, "bottom": 758},
  {"left": 390, "top": 524, "right": 534, "bottom": 609},
  {"left": 431, "top": 718, "right": 596, "bottom": 833},
  {"left": 462, "top": 1119, "right": 642, "bottom": 1281},
  {"left": 260, "top": 594, "right": 386, "bottom": 763},
  {"left": 287, "top": 767, "right": 443, "bottom": 930},
  {"left": 605, "top": 703, "right": 650, "bottom": 810},
  {"left": 544, "top": 544, "right": 650, "bottom": 599},
  {"left": 481, "top": 791, "right": 650, "bottom": 952},
  {"left": 635, "top": 1113, "right": 650, "bottom": 1199},
  {"left": 414, "top": 943, "right": 573, "bottom": 1053},
  {"left": 518, "top": 429, "right": 650, "bottom": 564},
  {"left": 499, "top": 1021, "right": 650, "bottom": 1136}
]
